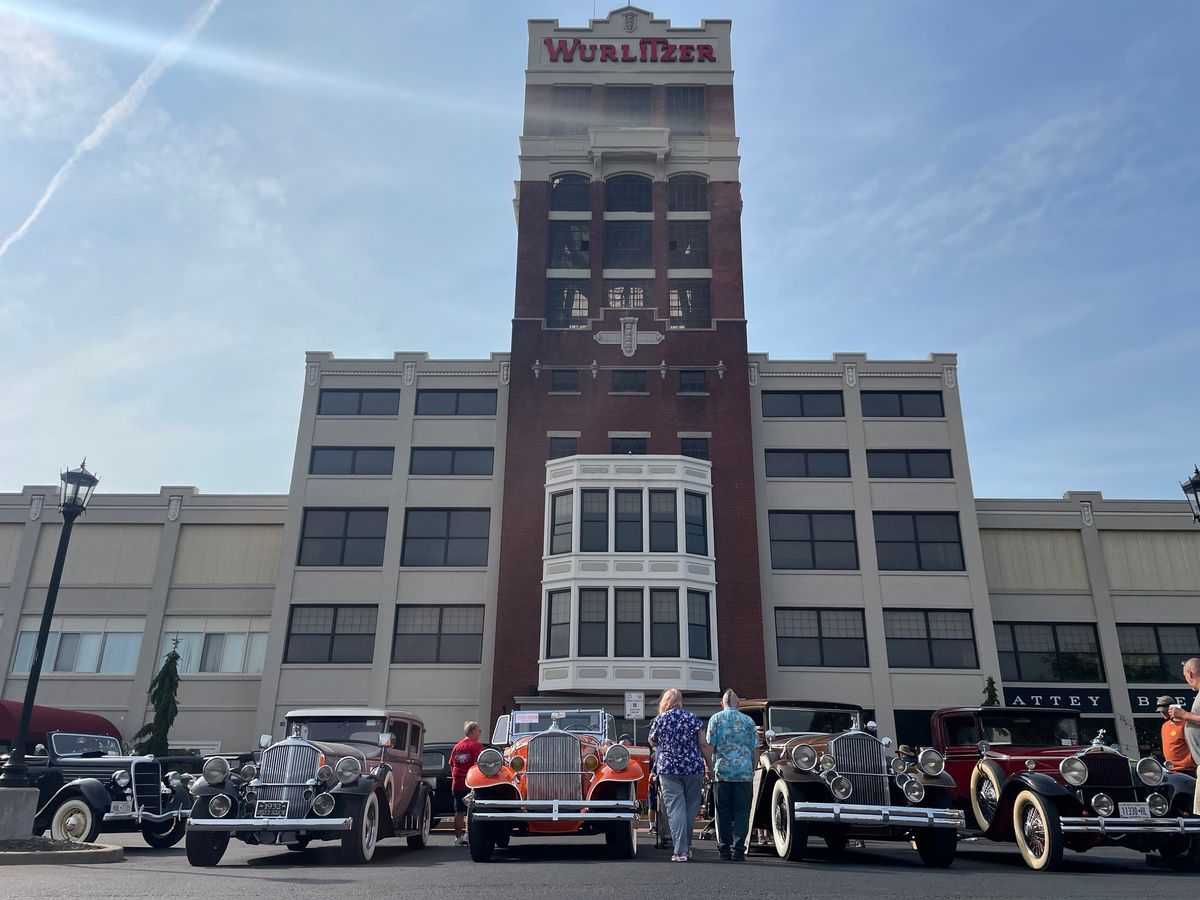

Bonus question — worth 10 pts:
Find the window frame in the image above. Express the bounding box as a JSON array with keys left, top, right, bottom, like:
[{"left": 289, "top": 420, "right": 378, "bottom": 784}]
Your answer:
[
  {"left": 548, "top": 220, "right": 590, "bottom": 268},
  {"left": 764, "top": 449, "right": 851, "bottom": 479},
  {"left": 297, "top": 507, "right": 388, "bottom": 568},
  {"left": 1117, "top": 624, "right": 1200, "bottom": 683},
  {"left": 550, "top": 370, "right": 579, "bottom": 392},
  {"left": 761, "top": 391, "right": 845, "bottom": 418},
  {"left": 995, "top": 621, "right": 1106, "bottom": 683},
  {"left": 680, "top": 437, "right": 709, "bottom": 460},
  {"left": 605, "top": 174, "right": 652, "bottom": 212},
  {"left": 400, "top": 508, "right": 491, "bottom": 568},
  {"left": 604, "top": 220, "right": 653, "bottom": 267},
  {"left": 391, "top": 604, "right": 485, "bottom": 665},
  {"left": 668, "top": 220, "right": 709, "bottom": 267},
  {"left": 866, "top": 449, "right": 953, "bottom": 479},
  {"left": 413, "top": 389, "right": 497, "bottom": 416},
  {"left": 883, "top": 609, "right": 979, "bottom": 669},
  {"left": 284, "top": 604, "right": 378, "bottom": 665},
  {"left": 873, "top": 512, "right": 964, "bottom": 572},
  {"left": 309, "top": 446, "right": 396, "bottom": 476},
  {"left": 768, "top": 510, "right": 858, "bottom": 570},
  {"left": 860, "top": 391, "right": 945, "bottom": 418},
  {"left": 648, "top": 490, "right": 678, "bottom": 553},
  {"left": 549, "top": 491, "right": 573, "bottom": 555},
  {"left": 548, "top": 436, "right": 578, "bottom": 459},
  {"left": 546, "top": 590, "right": 571, "bottom": 659},
  {"left": 316, "top": 389, "right": 400, "bottom": 417},
  {"left": 611, "top": 371, "right": 647, "bottom": 394},
  {"left": 687, "top": 589, "right": 711, "bottom": 660},
  {"left": 684, "top": 492, "right": 708, "bottom": 556},
  {"left": 668, "top": 279, "right": 711, "bottom": 328},
  {"left": 409, "top": 447, "right": 494, "bottom": 476},
  {"left": 550, "top": 173, "right": 590, "bottom": 211},
  {"left": 666, "top": 85, "right": 705, "bottom": 135},
  {"left": 551, "top": 85, "right": 591, "bottom": 136},
  {"left": 775, "top": 608, "right": 869, "bottom": 668},
  {"left": 578, "top": 588, "right": 608, "bottom": 658},
  {"left": 667, "top": 174, "right": 707, "bottom": 212}
]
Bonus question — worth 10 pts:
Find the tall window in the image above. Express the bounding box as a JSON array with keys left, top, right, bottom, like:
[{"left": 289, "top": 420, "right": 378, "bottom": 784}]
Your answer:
[
  {"left": 284, "top": 605, "right": 377, "bottom": 664},
  {"left": 550, "top": 173, "right": 590, "bottom": 211},
  {"left": 580, "top": 490, "right": 608, "bottom": 551},
  {"left": 549, "top": 436, "right": 577, "bottom": 459},
  {"left": 611, "top": 372, "right": 647, "bottom": 394},
  {"left": 866, "top": 450, "right": 953, "bottom": 478},
  {"left": 410, "top": 447, "right": 493, "bottom": 476},
  {"left": 650, "top": 589, "right": 679, "bottom": 657},
  {"left": 310, "top": 447, "right": 395, "bottom": 476},
  {"left": 578, "top": 589, "right": 608, "bottom": 656},
  {"left": 765, "top": 450, "right": 851, "bottom": 478},
  {"left": 861, "top": 391, "right": 944, "bottom": 417},
  {"left": 317, "top": 389, "right": 399, "bottom": 416},
  {"left": 873, "top": 512, "right": 963, "bottom": 571},
  {"left": 605, "top": 174, "right": 652, "bottom": 212},
  {"left": 669, "top": 280, "right": 711, "bottom": 328},
  {"left": 161, "top": 627, "right": 267, "bottom": 675},
  {"left": 688, "top": 590, "right": 711, "bottom": 660},
  {"left": 546, "top": 591, "right": 571, "bottom": 658},
  {"left": 298, "top": 508, "right": 387, "bottom": 567},
  {"left": 414, "top": 390, "right": 497, "bottom": 416},
  {"left": 768, "top": 511, "right": 857, "bottom": 570},
  {"left": 1117, "top": 625, "right": 1200, "bottom": 682},
  {"left": 668, "top": 222, "right": 709, "bottom": 267},
  {"left": 551, "top": 85, "right": 591, "bottom": 135},
  {"left": 615, "top": 490, "right": 643, "bottom": 552},
  {"left": 546, "top": 279, "right": 590, "bottom": 328},
  {"left": 776, "top": 608, "right": 868, "bottom": 667},
  {"left": 666, "top": 85, "right": 704, "bottom": 134},
  {"left": 681, "top": 437, "right": 709, "bottom": 460},
  {"left": 549, "top": 492, "right": 572, "bottom": 554},
  {"left": 605, "top": 279, "right": 652, "bottom": 308},
  {"left": 393, "top": 605, "right": 484, "bottom": 664},
  {"left": 649, "top": 491, "right": 677, "bottom": 552},
  {"left": 884, "top": 610, "right": 978, "bottom": 668},
  {"left": 611, "top": 436, "right": 647, "bottom": 454},
  {"left": 761, "top": 391, "right": 844, "bottom": 417},
  {"left": 550, "top": 370, "right": 578, "bottom": 392},
  {"left": 995, "top": 622, "right": 1104, "bottom": 682},
  {"left": 548, "top": 221, "right": 590, "bottom": 268},
  {"left": 684, "top": 492, "right": 708, "bottom": 555},
  {"left": 401, "top": 509, "right": 490, "bottom": 567},
  {"left": 604, "top": 221, "right": 652, "bottom": 267},
  {"left": 668, "top": 174, "right": 707, "bottom": 211},
  {"left": 615, "top": 589, "right": 644, "bottom": 656},
  {"left": 606, "top": 86, "right": 651, "bottom": 126},
  {"left": 11, "top": 621, "right": 142, "bottom": 675}
]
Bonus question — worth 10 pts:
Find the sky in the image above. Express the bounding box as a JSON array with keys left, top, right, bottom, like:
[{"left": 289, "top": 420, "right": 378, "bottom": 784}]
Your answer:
[{"left": 0, "top": 1, "right": 1197, "bottom": 500}]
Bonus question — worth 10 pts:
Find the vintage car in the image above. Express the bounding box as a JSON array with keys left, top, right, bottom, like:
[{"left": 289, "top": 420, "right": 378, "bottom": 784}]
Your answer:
[
  {"left": 931, "top": 706, "right": 1200, "bottom": 870},
  {"left": 13, "top": 731, "right": 193, "bottom": 846},
  {"left": 741, "top": 700, "right": 964, "bottom": 866},
  {"left": 185, "top": 707, "right": 432, "bottom": 866},
  {"left": 465, "top": 709, "right": 644, "bottom": 861}
]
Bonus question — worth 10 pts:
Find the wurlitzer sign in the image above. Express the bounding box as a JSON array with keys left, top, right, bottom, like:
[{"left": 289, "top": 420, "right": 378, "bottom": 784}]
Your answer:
[{"left": 544, "top": 37, "right": 717, "bottom": 64}]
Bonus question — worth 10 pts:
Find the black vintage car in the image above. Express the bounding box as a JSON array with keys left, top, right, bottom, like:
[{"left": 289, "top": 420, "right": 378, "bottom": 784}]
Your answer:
[
  {"left": 420, "top": 742, "right": 456, "bottom": 828},
  {"left": 17, "top": 731, "right": 193, "bottom": 845}
]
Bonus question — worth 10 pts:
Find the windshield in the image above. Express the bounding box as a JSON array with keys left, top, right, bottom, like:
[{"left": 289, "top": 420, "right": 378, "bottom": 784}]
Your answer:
[
  {"left": 980, "top": 714, "right": 1081, "bottom": 746},
  {"left": 511, "top": 710, "right": 606, "bottom": 738},
  {"left": 52, "top": 733, "right": 122, "bottom": 757},
  {"left": 767, "top": 708, "right": 856, "bottom": 736},
  {"left": 290, "top": 717, "right": 384, "bottom": 747}
]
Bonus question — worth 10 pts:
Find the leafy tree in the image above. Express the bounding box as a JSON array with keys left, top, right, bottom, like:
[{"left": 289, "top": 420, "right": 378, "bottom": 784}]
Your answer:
[
  {"left": 132, "top": 640, "right": 181, "bottom": 755},
  {"left": 981, "top": 675, "right": 1000, "bottom": 707}
]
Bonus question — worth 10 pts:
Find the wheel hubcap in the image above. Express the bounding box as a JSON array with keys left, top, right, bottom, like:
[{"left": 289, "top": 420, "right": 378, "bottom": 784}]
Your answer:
[
  {"left": 978, "top": 779, "right": 997, "bottom": 821},
  {"left": 1022, "top": 805, "right": 1046, "bottom": 856},
  {"left": 364, "top": 803, "right": 377, "bottom": 850},
  {"left": 62, "top": 809, "right": 87, "bottom": 839}
]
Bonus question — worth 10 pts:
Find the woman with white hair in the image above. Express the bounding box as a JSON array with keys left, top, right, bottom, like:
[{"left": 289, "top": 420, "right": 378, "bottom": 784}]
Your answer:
[{"left": 648, "top": 688, "right": 712, "bottom": 861}]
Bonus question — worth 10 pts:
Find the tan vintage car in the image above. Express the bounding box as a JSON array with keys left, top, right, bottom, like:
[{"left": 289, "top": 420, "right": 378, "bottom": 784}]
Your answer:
[{"left": 741, "top": 699, "right": 964, "bottom": 866}]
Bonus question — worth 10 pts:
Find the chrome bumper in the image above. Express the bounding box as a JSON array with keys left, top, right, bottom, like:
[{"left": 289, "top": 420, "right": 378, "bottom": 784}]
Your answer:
[
  {"left": 188, "top": 817, "right": 352, "bottom": 832},
  {"left": 104, "top": 808, "right": 188, "bottom": 824},
  {"left": 1060, "top": 816, "right": 1200, "bottom": 835},
  {"left": 471, "top": 799, "right": 638, "bottom": 822},
  {"left": 794, "top": 802, "right": 965, "bottom": 829}
]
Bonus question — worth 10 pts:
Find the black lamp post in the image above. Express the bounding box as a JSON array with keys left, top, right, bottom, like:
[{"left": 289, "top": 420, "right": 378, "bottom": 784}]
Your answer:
[
  {"left": 0, "top": 461, "right": 99, "bottom": 788},
  {"left": 1182, "top": 466, "right": 1200, "bottom": 524}
]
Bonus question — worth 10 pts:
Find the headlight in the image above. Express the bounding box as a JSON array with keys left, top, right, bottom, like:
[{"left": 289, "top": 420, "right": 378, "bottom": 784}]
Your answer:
[
  {"left": 818, "top": 753, "right": 836, "bottom": 772},
  {"left": 317, "top": 764, "right": 334, "bottom": 784},
  {"left": 1060, "top": 757, "right": 1088, "bottom": 786},
  {"left": 240, "top": 763, "right": 258, "bottom": 780},
  {"left": 917, "top": 748, "right": 945, "bottom": 777},
  {"left": 335, "top": 756, "right": 362, "bottom": 785},
  {"left": 509, "top": 755, "right": 525, "bottom": 772},
  {"left": 904, "top": 778, "right": 925, "bottom": 803},
  {"left": 181, "top": 773, "right": 195, "bottom": 788},
  {"left": 790, "top": 744, "right": 817, "bottom": 771},
  {"left": 1136, "top": 757, "right": 1164, "bottom": 787},
  {"left": 889, "top": 756, "right": 908, "bottom": 776},
  {"left": 1091, "top": 793, "right": 1114, "bottom": 817},
  {"left": 582, "top": 754, "right": 599, "bottom": 772},
  {"left": 312, "top": 792, "right": 335, "bottom": 816},
  {"left": 604, "top": 744, "right": 630, "bottom": 772},
  {"left": 202, "top": 756, "right": 231, "bottom": 786},
  {"left": 1148, "top": 793, "right": 1169, "bottom": 817},
  {"left": 476, "top": 748, "right": 503, "bottom": 777},
  {"left": 208, "top": 793, "right": 232, "bottom": 818},
  {"left": 830, "top": 776, "right": 852, "bottom": 800},
  {"left": 112, "top": 769, "right": 131, "bottom": 788}
]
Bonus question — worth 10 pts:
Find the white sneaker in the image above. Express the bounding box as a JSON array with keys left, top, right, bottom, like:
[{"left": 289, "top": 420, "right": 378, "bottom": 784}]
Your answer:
[{"left": 454, "top": 837, "right": 468, "bottom": 846}]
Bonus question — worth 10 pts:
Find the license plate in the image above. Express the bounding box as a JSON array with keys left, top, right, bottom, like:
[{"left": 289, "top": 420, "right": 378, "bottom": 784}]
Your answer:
[
  {"left": 1118, "top": 802, "right": 1149, "bottom": 819},
  {"left": 109, "top": 801, "right": 132, "bottom": 815},
  {"left": 254, "top": 800, "right": 289, "bottom": 818}
]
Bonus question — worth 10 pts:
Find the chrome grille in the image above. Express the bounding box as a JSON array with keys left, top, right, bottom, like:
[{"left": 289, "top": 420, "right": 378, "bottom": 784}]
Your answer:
[
  {"left": 257, "top": 741, "right": 320, "bottom": 813},
  {"left": 60, "top": 764, "right": 124, "bottom": 781},
  {"left": 525, "top": 731, "right": 582, "bottom": 802},
  {"left": 131, "top": 759, "right": 162, "bottom": 814},
  {"left": 830, "top": 732, "right": 889, "bottom": 807},
  {"left": 1082, "top": 752, "right": 1133, "bottom": 788}
]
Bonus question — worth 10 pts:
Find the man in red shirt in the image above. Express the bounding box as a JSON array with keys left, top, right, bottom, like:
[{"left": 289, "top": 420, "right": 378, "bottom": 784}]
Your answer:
[
  {"left": 1158, "top": 695, "right": 1196, "bottom": 774},
  {"left": 450, "top": 720, "right": 485, "bottom": 846}
]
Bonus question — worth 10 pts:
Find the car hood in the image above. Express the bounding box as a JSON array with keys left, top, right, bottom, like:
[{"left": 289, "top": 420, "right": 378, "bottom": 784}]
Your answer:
[
  {"left": 982, "top": 745, "right": 1085, "bottom": 761},
  {"left": 301, "top": 740, "right": 371, "bottom": 762}
]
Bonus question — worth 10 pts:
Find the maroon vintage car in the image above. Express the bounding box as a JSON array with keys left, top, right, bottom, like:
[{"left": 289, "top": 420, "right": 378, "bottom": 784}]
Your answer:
[{"left": 931, "top": 706, "right": 1200, "bottom": 870}]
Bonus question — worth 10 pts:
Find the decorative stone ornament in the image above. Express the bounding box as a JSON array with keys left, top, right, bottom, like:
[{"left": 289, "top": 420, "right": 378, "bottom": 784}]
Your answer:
[
  {"left": 403, "top": 362, "right": 416, "bottom": 386},
  {"left": 168, "top": 495, "right": 183, "bottom": 523},
  {"left": 593, "top": 317, "right": 664, "bottom": 357},
  {"left": 305, "top": 363, "right": 319, "bottom": 386},
  {"left": 623, "top": 11, "right": 637, "bottom": 32},
  {"left": 943, "top": 365, "right": 957, "bottom": 389},
  {"left": 844, "top": 363, "right": 858, "bottom": 387},
  {"left": 29, "top": 495, "right": 43, "bottom": 521},
  {"left": 1080, "top": 501, "right": 1094, "bottom": 527},
  {"left": 500, "top": 362, "right": 511, "bottom": 385}
]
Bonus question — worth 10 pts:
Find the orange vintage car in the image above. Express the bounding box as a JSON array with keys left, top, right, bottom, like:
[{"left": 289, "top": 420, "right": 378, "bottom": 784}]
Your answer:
[{"left": 465, "top": 709, "right": 643, "bottom": 861}]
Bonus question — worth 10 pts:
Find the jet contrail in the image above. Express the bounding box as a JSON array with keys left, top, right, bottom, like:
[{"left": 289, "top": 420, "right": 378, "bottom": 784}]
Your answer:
[{"left": 0, "top": 0, "right": 222, "bottom": 261}]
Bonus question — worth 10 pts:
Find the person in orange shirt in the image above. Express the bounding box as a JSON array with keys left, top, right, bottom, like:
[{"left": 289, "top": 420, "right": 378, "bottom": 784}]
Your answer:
[{"left": 1158, "top": 694, "right": 1196, "bottom": 774}]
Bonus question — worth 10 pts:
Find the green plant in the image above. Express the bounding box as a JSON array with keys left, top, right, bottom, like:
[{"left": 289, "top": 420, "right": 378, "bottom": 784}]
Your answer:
[
  {"left": 132, "top": 639, "right": 181, "bottom": 755},
  {"left": 982, "top": 675, "right": 1000, "bottom": 707}
]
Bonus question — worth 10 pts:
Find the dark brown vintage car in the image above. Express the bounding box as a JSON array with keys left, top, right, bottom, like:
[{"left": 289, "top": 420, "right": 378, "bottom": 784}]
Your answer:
[{"left": 741, "top": 700, "right": 964, "bottom": 867}]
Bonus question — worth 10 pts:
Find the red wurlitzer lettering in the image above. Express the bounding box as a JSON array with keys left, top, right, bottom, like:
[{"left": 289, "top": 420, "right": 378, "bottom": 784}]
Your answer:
[
  {"left": 544, "top": 38, "right": 578, "bottom": 62},
  {"left": 660, "top": 42, "right": 677, "bottom": 62},
  {"left": 678, "top": 44, "right": 694, "bottom": 62},
  {"left": 599, "top": 44, "right": 617, "bottom": 62},
  {"left": 642, "top": 38, "right": 659, "bottom": 61},
  {"left": 578, "top": 43, "right": 596, "bottom": 62},
  {"left": 697, "top": 44, "right": 716, "bottom": 62}
]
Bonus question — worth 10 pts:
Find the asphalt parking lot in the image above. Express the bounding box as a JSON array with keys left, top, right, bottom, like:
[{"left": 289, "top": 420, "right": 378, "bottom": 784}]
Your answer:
[{"left": 2, "top": 829, "right": 1192, "bottom": 899}]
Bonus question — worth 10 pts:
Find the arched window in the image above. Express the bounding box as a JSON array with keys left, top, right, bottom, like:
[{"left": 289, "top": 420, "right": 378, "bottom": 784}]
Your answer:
[
  {"left": 668, "top": 174, "right": 707, "bottom": 212},
  {"left": 550, "top": 174, "right": 590, "bottom": 212},
  {"left": 605, "top": 174, "right": 652, "bottom": 212}
]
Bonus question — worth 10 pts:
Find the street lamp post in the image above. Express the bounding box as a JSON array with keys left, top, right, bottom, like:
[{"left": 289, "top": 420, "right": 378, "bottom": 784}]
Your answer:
[
  {"left": 0, "top": 462, "right": 99, "bottom": 788},
  {"left": 1182, "top": 466, "right": 1200, "bottom": 523}
]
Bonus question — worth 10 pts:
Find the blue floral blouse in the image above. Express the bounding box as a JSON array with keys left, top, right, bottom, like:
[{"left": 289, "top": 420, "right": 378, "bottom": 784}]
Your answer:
[{"left": 648, "top": 708, "right": 705, "bottom": 776}]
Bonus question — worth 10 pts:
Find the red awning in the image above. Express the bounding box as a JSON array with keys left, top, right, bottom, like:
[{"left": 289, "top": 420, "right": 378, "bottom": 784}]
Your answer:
[{"left": 0, "top": 700, "right": 121, "bottom": 751}]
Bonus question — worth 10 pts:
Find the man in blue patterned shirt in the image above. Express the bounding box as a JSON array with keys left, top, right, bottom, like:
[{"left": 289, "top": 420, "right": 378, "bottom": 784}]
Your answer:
[{"left": 706, "top": 689, "right": 759, "bottom": 860}]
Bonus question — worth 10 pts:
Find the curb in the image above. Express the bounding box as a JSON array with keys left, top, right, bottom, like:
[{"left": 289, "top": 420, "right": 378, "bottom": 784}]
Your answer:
[{"left": 0, "top": 843, "right": 124, "bottom": 865}]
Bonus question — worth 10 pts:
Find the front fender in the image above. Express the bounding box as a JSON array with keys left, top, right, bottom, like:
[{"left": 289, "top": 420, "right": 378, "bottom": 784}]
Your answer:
[
  {"left": 404, "top": 780, "right": 432, "bottom": 818},
  {"left": 34, "top": 778, "right": 113, "bottom": 833},
  {"left": 587, "top": 761, "right": 644, "bottom": 800},
  {"left": 918, "top": 771, "right": 956, "bottom": 790},
  {"left": 465, "top": 766, "right": 517, "bottom": 791},
  {"left": 1163, "top": 771, "right": 1195, "bottom": 810}
]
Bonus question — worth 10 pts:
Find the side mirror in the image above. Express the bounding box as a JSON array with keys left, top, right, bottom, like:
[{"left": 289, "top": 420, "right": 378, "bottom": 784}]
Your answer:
[
  {"left": 378, "top": 732, "right": 394, "bottom": 748},
  {"left": 491, "top": 715, "right": 511, "bottom": 745},
  {"left": 977, "top": 740, "right": 990, "bottom": 756},
  {"left": 34, "top": 743, "right": 46, "bottom": 755},
  {"left": 259, "top": 734, "right": 272, "bottom": 749},
  {"left": 765, "top": 729, "right": 776, "bottom": 742},
  {"left": 881, "top": 737, "right": 893, "bottom": 748},
  {"left": 865, "top": 720, "right": 878, "bottom": 734}
]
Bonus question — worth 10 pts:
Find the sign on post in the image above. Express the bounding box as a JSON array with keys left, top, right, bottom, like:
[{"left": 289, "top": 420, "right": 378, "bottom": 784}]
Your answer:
[{"left": 625, "top": 691, "right": 645, "bottom": 744}]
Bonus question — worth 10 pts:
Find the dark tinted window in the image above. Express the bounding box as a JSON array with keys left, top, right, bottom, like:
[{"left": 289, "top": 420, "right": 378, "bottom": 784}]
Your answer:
[
  {"left": 861, "top": 391, "right": 944, "bottom": 417},
  {"left": 549, "top": 491, "right": 572, "bottom": 555},
  {"left": 678, "top": 370, "right": 706, "bottom": 393},
  {"left": 650, "top": 589, "right": 679, "bottom": 657},
  {"left": 317, "top": 390, "right": 399, "bottom": 416},
  {"left": 768, "top": 511, "right": 857, "bottom": 570},
  {"left": 761, "top": 391, "right": 844, "bottom": 417},
  {"left": 605, "top": 174, "right": 652, "bottom": 212},
  {"left": 285, "top": 605, "right": 377, "bottom": 664},
  {"left": 615, "top": 490, "right": 642, "bottom": 552},
  {"left": 611, "top": 371, "right": 647, "bottom": 393},
  {"left": 884, "top": 610, "right": 978, "bottom": 668},
  {"left": 298, "top": 508, "right": 387, "bottom": 567},
  {"left": 764, "top": 450, "right": 850, "bottom": 478},
  {"left": 680, "top": 438, "right": 709, "bottom": 460},
  {"left": 688, "top": 590, "right": 711, "bottom": 659},
  {"left": 401, "top": 509, "right": 490, "bottom": 567},
  {"left": 550, "top": 174, "right": 590, "bottom": 211},
  {"left": 685, "top": 492, "right": 707, "bottom": 555},
  {"left": 776, "top": 608, "right": 867, "bottom": 667},
  {"left": 668, "top": 221, "right": 709, "bottom": 267},
  {"left": 866, "top": 450, "right": 952, "bottom": 478},
  {"left": 410, "top": 448, "right": 494, "bottom": 476},
  {"left": 611, "top": 437, "right": 647, "bottom": 454},
  {"left": 668, "top": 174, "right": 707, "bottom": 211},
  {"left": 580, "top": 490, "right": 608, "bottom": 551},
  {"left": 1117, "top": 624, "right": 1200, "bottom": 683},
  {"left": 310, "top": 447, "right": 394, "bottom": 476},
  {"left": 874, "top": 512, "right": 963, "bottom": 571},
  {"left": 548, "top": 221, "right": 590, "bottom": 268},
  {"left": 668, "top": 280, "right": 711, "bottom": 328},
  {"left": 393, "top": 605, "right": 484, "bottom": 664},
  {"left": 649, "top": 490, "right": 677, "bottom": 552},
  {"left": 548, "top": 436, "right": 577, "bottom": 459},
  {"left": 996, "top": 623, "right": 1104, "bottom": 683},
  {"left": 546, "top": 591, "right": 570, "bottom": 658},
  {"left": 414, "top": 390, "right": 497, "bottom": 416},
  {"left": 578, "top": 589, "right": 607, "bottom": 657},
  {"left": 615, "top": 589, "right": 643, "bottom": 656},
  {"left": 551, "top": 370, "right": 578, "bottom": 392},
  {"left": 604, "top": 221, "right": 652, "bottom": 267}
]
